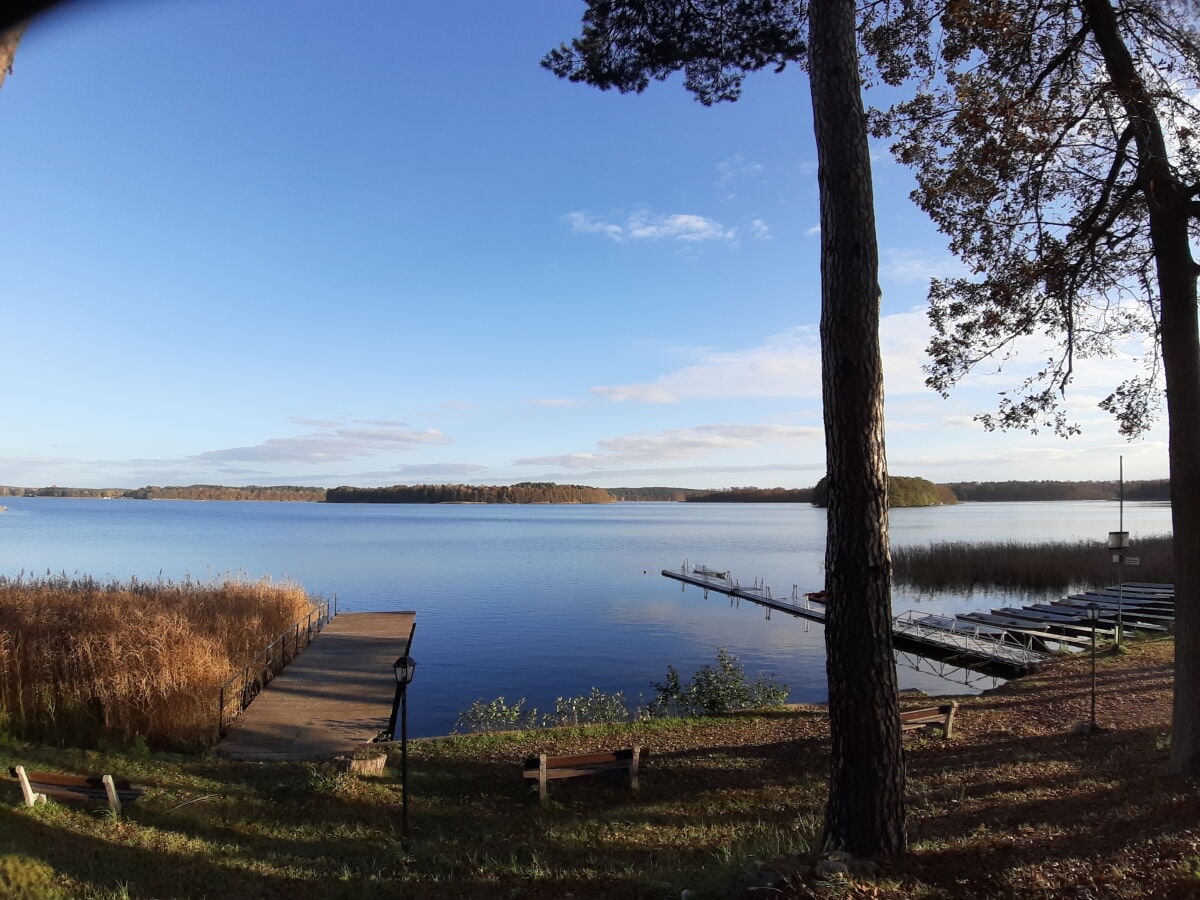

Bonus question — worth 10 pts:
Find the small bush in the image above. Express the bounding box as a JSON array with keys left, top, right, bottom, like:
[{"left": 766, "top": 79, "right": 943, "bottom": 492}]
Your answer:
[
  {"left": 650, "top": 647, "right": 789, "bottom": 717},
  {"left": 541, "top": 688, "right": 631, "bottom": 727},
  {"left": 454, "top": 696, "right": 539, "bottom": 733}
]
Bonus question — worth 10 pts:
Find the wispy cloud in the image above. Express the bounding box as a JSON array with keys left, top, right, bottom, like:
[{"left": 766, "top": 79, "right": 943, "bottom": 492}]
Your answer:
[
  {"left": 592, "top": 327, "right": 823, "bottom": 404},
  {"left": 527, "top": 397, "right": 579, "bottom": 408},
  {"left": 589, "top": 312, "right": 934, "bottom": 404},
  {"left": 192, "top": 421, "right": 450, "bottom": 464},
  {"left": 880, "top": 248, "right": 968, "bottom": 285},
  {"left": 355, "top": 462, "right": 489, "bottom": 479},
  {"left": 516, "top": 423, "right": 821, "bottom": 468},
  {"left": 565, "top": 209, "right": 737, "bottom": 243},
  {"left": 749, "top": 219, "right": 771, "bottom": 240}
]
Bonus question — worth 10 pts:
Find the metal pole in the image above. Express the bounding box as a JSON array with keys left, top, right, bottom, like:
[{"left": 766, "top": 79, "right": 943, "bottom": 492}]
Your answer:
[
  {"left": 386, "top": 681, "right": 402, "bottom": 743},
  {"left": 1090, "top": 619, "right": 1098, "bottom": 732},
  {"left": 1118, "top": 455, "right": 1124, "bottom": 647},
  {"left": 401, "top": 685, "right": 410, "bottom": 850}
]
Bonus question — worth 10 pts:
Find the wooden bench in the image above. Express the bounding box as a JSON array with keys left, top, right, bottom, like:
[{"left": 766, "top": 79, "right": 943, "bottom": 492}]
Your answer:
[
  {"left": 522, "top": 746, "right": 647, "bottom": 802},
  {"left": 9, "top": 766, "right": 146, "bottom": 813},
  {"left": 900, "top": 703, "right": 958, "bottom": 738}
]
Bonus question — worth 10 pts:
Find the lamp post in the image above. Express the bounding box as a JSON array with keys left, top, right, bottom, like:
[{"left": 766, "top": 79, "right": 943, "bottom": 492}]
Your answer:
[
  {"left": 1085, "top": 602, "right": 1100, "bottom": 733},
  {"left": 1108, "top": 530, "right": 1129, "bottom": 647},
  {"left": 388, "top": 655, "right": 417, "bottom": 848}
]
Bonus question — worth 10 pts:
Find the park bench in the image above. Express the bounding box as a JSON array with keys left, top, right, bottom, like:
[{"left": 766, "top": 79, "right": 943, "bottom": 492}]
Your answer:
[
  {"left": 522, "top": 746, "right": 647, "bottom": 802},
  {"left": 900, "top": 702, "right": 958, "bottom": 738},
  {"left": 9, "top": 765, "right": 146, "bottom": 813}
]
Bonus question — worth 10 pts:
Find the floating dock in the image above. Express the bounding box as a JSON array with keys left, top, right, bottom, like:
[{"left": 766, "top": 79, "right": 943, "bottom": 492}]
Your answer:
[
  {"left": 217, "top": 611, "right": 416, "bottom": 761},
  {"left": 664, "top": 563, "right": 1174, "bottom": 680}
]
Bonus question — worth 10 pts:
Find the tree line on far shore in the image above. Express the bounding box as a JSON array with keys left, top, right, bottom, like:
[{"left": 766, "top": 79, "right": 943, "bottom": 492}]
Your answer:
[
  {"left": 0, "top": 485, "right": 325, "bottom": 501},
  {"left": 325, "top": 482, "right": 614, "bottom": 504},
  {"left": 1, "top": 477, "right": 1172, "bottom": 505}
]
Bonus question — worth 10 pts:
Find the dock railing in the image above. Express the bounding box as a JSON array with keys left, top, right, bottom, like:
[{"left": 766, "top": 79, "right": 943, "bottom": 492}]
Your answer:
[
  {"left": 216, "top": 597, "right": 336, "bottom": 739},
  {"left": 891, "top": 610, "right": 1047, "bottom": 667}
]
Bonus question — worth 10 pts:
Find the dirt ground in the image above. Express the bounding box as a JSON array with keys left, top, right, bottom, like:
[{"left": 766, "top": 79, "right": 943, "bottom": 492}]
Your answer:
[{"left": 772, "top": 636, "right": 1200, "bottom": 898}]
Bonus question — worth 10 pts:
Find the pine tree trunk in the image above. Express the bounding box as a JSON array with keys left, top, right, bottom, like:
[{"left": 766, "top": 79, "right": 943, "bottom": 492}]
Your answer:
[
  {"left": 808, "top": 0, "right": 906, "bottom": 857},
  {"left": 1081, "top": 0, "right": 1200, "bottom": 777}
]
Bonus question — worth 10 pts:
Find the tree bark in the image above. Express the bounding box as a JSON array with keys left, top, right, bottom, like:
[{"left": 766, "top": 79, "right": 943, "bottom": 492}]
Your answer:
[
  {"left": 1081, "top": 0, "right": 1200, "bottom": 777},
  {"left": 809, "top": 0, "right": 906, "bottom": 857}
]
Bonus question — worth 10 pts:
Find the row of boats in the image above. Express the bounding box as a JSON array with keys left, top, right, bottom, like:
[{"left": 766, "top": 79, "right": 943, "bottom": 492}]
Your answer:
[
  {"left": 870, "top": 582, "right": 1174, "bottom": 650},
  {"left": 673, "top": 564, "right": 1174, "bottom": 678}
]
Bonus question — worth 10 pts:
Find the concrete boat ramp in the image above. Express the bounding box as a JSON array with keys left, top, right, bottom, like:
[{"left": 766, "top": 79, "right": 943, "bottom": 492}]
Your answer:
[
  {"left": 218, "top": 611, "right": 415, "bottom": 762},
  {"left": 664, "top": 564, "right": 1174, "bottom": 679}
]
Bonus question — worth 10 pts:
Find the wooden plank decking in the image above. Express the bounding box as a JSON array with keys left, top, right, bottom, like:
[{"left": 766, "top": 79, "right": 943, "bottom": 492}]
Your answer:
[{"left": 217, "top": 611, "right": 415, "bottom": 762}]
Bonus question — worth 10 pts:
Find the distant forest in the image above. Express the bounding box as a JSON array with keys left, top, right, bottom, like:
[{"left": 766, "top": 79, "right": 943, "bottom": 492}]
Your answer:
[
  {"left": 325, "top": 482, "right": 614, "bottom": 504},
  {"left": 684, "top": 487, "right": 815, "bottom": 503},
  {"left": 944, "top": 479, "right": 1170, "bottom": 501},
  {"left": 0, "top": 478, "right": 1172, "bottom": 504},
  {"left": 0, "top": 485, "right": 324, "bottom": 501}
]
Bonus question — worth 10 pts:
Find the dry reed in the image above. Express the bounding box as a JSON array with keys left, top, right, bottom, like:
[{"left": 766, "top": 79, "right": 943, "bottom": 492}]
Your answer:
[
  {"left": 892, "top": 533, "right": 1174, "bottom": 591},
  {"left": 0, "top": 574, "right": 316, "bottom": 749}
]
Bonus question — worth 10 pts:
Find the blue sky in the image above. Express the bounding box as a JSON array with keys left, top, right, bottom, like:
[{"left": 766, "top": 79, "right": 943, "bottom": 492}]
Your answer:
[{"left": 0, "top": 0, "right": 1168, "bottom": 489}]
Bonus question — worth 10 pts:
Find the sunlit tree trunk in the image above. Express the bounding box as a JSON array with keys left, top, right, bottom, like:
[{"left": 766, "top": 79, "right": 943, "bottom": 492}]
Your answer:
[
  {"left": 1078, "top": 0, "right": 1200, "bottom": 776},
  {"left": 809, "top": 0, "right": 906, "bottom": 857}
]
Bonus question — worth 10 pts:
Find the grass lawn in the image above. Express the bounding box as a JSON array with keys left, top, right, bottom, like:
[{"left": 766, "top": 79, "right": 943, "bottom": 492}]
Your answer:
[{"left": 1, "top": 636, "right": 1197, "bottom": 898}]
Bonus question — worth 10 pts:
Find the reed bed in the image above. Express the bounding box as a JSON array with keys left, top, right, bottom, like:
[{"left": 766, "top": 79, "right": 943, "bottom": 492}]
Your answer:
[
  {"left": 0, "top": 574, "right": 316, "bottom": 749},
  {"left": 892, "top": 533, "right": 1174, "bottom": 591}
]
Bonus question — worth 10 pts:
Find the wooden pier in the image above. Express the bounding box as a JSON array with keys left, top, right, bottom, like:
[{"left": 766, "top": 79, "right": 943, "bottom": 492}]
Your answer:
[
  {"left": 217, "top": 611, "right": 416, "bottom": 762},
  {"left": 664, "top": 563, "right": 1175, "bottom": 680}
]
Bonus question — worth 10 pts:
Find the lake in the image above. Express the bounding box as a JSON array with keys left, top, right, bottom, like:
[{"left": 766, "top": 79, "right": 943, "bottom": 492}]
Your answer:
[{"left": 0, "top": 497, "right": 1173, "bottom": 737}]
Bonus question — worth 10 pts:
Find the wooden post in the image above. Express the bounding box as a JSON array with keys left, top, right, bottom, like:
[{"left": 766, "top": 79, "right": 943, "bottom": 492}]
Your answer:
[
  {"left": 14, "top": 766, "right": 44, "bottom": 807},
  {"left": 102, "top": 774, "right": 121, "bottom": 813},
  {"left": 944, "top": 703, "right": 959, "bottom": 739},
  {"left": 538, "top": 753, "right": 549, "bottom": 802},
  {"left": 629, "top": 745, "right": 641, "bottom": 790}
]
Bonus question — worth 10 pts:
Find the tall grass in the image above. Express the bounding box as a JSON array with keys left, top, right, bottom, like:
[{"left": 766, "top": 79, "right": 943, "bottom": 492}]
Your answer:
[
  {"left": 892, "top": 533, "right": 1174, "bottom": 591},
  {"left": 0, "top": 574, "right": 316, "bottom": 749}
]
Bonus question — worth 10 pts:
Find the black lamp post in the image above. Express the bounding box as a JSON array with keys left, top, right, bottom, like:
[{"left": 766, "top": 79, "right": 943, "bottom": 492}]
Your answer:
[
  {"left": 388, "top": 655, "right": 416, "bottom": 847},
  {"left": 1085, "top": 603, "right": 1100, "bottom": 733}
]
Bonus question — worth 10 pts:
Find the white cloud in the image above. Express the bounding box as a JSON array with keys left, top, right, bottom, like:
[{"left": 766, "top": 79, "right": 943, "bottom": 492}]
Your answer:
[
  {"left": 804, "top": 225, "right": 821, "bottom": 237},
  {"left": 749, "top": 219, "right": 771, "bottom": 240},
  {"left": 880, "top": 248, "right": 968, "bottom": 285},
  {"left": 591, "top": 310, "right": 935, "bottom": 404},
  {"left": 592, "top": 327, "right": 822, "bottom": 403},
  {"left": 565, "top": 209, "right": 737, "bottom": 243},
  {"left": 527, "top": 397, "right": 579, "bottom": 408},
  {"left": 192, "top": 421, "right": 450, "bottom": 464},
  {"left": 356, "top": 463, "right": 490, "bottom": 479},
  {"left": 715, "top": 154, "right": 765, "bottom": 198},
  {"left": 516, "top": 423, "right": 821, "bottom": 468}
]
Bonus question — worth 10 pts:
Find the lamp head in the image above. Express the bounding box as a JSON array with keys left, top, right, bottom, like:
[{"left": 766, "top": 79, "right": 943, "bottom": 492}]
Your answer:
[
  {"left": 1085, "top": 602, "right": 1101, "bottom": 622},
  {"left": 393, "top": 656, "right": 417, "bottom": 685}
]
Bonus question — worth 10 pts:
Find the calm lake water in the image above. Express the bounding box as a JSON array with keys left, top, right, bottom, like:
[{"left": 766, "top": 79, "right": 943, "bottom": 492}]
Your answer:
[{"left": 0, "top": 497, "right": 1173, "bottom": 736}]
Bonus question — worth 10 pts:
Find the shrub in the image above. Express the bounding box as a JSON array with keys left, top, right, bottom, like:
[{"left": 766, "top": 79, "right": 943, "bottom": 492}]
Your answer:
[
  {"left": 650, "top": 647, "right": 789, "bottom": 717},
  {"left": 453, "top": 696, "right": 539, "bottom": 733},
  {"left": 541, "top": 688, "right": 631, "bottom": 727}
]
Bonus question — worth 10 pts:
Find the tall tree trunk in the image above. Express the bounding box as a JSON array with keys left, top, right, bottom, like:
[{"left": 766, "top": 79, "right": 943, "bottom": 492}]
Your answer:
[
  {"left": 1081, "top": 0, "right": 1200, "bottom": 776},
  {"left": 809, "top": 0, "right": 906, "bottom": 857}
]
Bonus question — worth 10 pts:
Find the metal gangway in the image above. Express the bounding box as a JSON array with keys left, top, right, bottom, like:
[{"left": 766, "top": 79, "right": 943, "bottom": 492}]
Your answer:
[{"left": 891, "top": 610, "right": 1048, "bottom": 672}]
